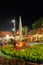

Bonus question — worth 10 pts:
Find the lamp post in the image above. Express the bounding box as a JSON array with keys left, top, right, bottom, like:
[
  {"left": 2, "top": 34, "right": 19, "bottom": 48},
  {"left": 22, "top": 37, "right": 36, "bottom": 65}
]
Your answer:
[{"left": 12, "top": 17, "right": 16, "bottom": 34}]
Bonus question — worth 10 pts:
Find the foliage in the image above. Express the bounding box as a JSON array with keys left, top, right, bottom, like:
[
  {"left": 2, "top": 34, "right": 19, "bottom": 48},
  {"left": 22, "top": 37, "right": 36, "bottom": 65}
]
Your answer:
[
  {"left": 22, "top": 26, "right": 28, "bottom": 35},
  {"left": 32, "top": 17, "right": 43, "bottom": 29},
  {"left": 1, "top": 44, "right": 43, "bottom": 63},
  {"left": 1, "top": 44, "right": 14, "bottom": 54}
]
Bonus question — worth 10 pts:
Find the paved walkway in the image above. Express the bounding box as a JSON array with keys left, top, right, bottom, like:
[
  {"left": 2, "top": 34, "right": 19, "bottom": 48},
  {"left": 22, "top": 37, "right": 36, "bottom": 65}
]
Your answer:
[{"left": 27, "top": 42, "right": 43, "bottom": 46}]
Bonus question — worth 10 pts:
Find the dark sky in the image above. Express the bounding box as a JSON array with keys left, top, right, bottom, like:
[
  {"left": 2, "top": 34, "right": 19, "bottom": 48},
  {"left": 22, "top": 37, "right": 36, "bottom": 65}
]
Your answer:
[{"left": 0, "top": 1, "right": 43, "bottom": 31}]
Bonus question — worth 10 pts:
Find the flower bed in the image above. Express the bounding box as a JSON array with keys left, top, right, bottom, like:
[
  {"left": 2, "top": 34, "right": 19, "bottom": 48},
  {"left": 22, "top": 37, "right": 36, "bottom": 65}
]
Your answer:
[
  {"left": 0, "top": 56, "right": 25, "bottom": 65},
  {"left": 1, "top": 44, "right": 43, "bottom": 64}
]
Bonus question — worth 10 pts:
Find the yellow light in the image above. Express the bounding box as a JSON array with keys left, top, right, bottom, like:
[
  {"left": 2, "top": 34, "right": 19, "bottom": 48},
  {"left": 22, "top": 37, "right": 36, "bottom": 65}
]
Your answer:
[
  {"left": 5, "top": 35, "right": 9, "bottom": 38},
  {"left": 5, "top": 35, "right": 10, "bottom": 40}
]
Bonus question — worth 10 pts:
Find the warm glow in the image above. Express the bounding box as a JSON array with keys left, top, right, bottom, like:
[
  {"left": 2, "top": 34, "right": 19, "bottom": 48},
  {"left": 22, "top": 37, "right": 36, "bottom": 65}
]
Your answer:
[
  {"left": 9, "top": 36, "right": 14, "bottom": 39},
  {"left": 5, "top": 35, "right": 9, "bottom": 38},
  {"left": 16, "top": 31, "right": 19, "bottom": 35},
  {"left": 5, "top": 35, "right": 10, "bottom": 40},
  {"left": 16, "top": 42, "right": 25, "bottom": 48}
]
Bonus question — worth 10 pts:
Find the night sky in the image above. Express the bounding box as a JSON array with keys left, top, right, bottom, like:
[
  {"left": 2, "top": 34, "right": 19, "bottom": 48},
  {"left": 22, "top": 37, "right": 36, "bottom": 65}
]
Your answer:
[{"left": 0, "top": 1, "right": 43, "bottom": 31}]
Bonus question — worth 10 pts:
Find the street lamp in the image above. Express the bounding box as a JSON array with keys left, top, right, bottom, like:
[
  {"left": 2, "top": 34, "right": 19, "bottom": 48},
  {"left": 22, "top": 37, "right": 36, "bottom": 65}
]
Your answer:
[
  {"left": 12, "top": 20, "right": 15, "bottom": 23},
  {"left": 12, "top": 28, "right": 15, "bottom": 32},
  {"left": 12, "top": 17, "right": 16, "bottom": 34}
]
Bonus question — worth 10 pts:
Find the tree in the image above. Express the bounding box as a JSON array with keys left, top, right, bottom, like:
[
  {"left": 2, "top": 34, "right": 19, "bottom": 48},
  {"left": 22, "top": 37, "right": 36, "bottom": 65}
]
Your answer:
[
  {"left": 22, "top": 27, "right": 25, "bottom": 35},
  {"left": 22, "top": 26, "right": 28, "bottom": 35},
  {"left": 32, "top": 17, "right": 43, "bottom": 29}
]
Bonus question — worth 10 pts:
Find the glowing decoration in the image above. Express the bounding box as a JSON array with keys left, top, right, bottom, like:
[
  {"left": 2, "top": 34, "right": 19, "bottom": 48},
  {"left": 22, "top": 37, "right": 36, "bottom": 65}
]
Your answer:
[
  {"left": 16, "top": 41, "right": 25, "bottom": 48},
  {"left": 5, "top": 35, "right": 9, "bottom": 37},
  {"left": 15, "top": 16, "right": 26, "bottom": 48},
  {"left": 16, "top": 31, "right": 19, "bottom": 35},
  {"left": 15, "top": 36, "right": 19, "bottom": 41},
  {"left": 9, "top": 36, "right": 14, "bottom": 39},
  {"left": 19, "top": 16, "right": 23, "bottom": 41},
  {"left": 5, "top": 35, "right": 10, "bottom": 41}
]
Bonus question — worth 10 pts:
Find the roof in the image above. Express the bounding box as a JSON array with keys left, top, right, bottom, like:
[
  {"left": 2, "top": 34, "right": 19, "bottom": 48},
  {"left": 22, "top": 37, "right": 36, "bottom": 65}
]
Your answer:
[
  {"left": 0, "top": 31, "right": 13, "bottom": 37},
  {"left": 28, "top": 28, "right": 40, "bottom": 35},
  {"left": 28, "top": 27, "right": 43, "bottom": 35}
]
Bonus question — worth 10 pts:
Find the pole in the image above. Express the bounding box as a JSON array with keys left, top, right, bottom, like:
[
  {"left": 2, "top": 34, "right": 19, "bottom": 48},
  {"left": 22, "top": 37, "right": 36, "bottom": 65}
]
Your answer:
[{"left": 14, "top": 17, "right": 16, "bottom": 34}]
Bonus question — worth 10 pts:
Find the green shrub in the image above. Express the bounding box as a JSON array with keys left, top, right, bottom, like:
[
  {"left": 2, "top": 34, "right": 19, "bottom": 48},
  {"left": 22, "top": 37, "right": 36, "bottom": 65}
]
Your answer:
[{"left": 1, "top": 44, "right": 43, "bottom": 63}]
